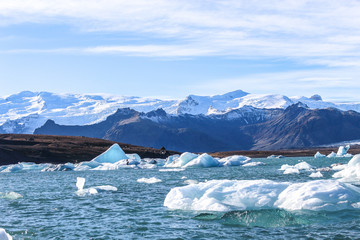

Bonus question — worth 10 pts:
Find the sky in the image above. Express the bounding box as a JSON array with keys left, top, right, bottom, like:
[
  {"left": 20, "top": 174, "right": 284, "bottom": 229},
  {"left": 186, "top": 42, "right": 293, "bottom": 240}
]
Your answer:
[{"left": 1, "top": 0, "right": 360, "bottom": 101}]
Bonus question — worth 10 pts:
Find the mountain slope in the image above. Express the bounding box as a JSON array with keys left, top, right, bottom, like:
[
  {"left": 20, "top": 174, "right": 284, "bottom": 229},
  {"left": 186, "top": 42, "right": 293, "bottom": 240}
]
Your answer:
[
  {"left": 242, "top": 104, "right": 360, "bottom": 150},
  {"left": 2, "top": 90, "right": 360, "bottom": 134}
]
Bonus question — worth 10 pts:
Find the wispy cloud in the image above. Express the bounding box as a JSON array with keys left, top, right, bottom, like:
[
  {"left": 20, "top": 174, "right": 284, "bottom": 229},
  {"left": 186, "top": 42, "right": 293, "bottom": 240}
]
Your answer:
[{"left": 1, "top": 0, "right": 360, "bottom": 66}]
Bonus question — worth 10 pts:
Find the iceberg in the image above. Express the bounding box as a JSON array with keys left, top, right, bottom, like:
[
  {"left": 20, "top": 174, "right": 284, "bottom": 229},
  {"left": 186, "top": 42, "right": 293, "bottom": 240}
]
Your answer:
[
  {"left": 280, "top": 161, "right": 313, "bottom": 174},
  {"left": 165, "top": 152, "right": 198, "bottom": 168},
  {"left": 267, "top": 155, "right": 284, "bottom": 159},
  {"left": 75, "top": 177, "right": 117, "bottom": 196},
  {"left": 164, "top": 179, "right": 360, "bottom": 212},
  {"left": 137, "top": 177, "right": 162, "bottom": 184},
  {"left": 314, "top": 152, "right": 326, "bottom": 158},
  {"left": 243, "top": 162, "right": 265, "bottom": 167},
  {"left": 333, "top": 154, "right": 360, "bottom": 183},
  {"left": 219, "top": 155, "right": 251, "bottom": 166},
  {"left": 327, "top": 152, "right": 337, "bottom": 158},
  {"left": 0, "top": 228, "right": 12, "bottom": 240},
  {"left": 182, "top": 153, "right": 219, "bottom": 168},
  {"left": 283, "top": 168, "right": 300, "bottom": 174},
  {"left": 91, "top": 144, "right": 128, "bottom": 164},
  {"left": 337, "top": 145, "right": 350, "bottom": 157},
  {"left": 309, "top": 171, "right": 323, "bottom": 178},
  {"left": 0, "top": 192, "right": 23, "bottom": 200}
]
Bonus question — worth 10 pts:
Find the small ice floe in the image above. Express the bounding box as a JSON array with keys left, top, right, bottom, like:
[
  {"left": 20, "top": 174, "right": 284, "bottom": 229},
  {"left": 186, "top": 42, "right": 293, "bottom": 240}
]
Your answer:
[
  {"left": 267, "top": 155, "right": 284, "bottom": 159},
  {"left": 242, "top": 162, "right": 265, "bottom": 167},
  {"left": 331, "top": 163, "right": 346, "bottom": 171},
  {"left": 164, "top": 179, "right": 360, "bottom": 212},
  {"left": 336, "top": 145, "right": 351, "bottom": 157},
  {"left": 309, "top": 171, "right": 323, "bottom": 178},
  {"left": 137, "top": 177, "right": 162, "bottom": 184},
  {"left": 164, "top": 152, "right": 198, "bottom": 168},
  {"left": 42, "top": 163, "right": 75, "bottom": 172},
  {"left": 333, "top": 155, "right": 360, "bottom": 183},
  {"left": 280, "top": 162, "right": 313, "bottom": 175},
  {"left": 218, "top": 155, "right": 251, "bottom": 166},
  {"left": 159, "top": 168, "right": 185, "bottom": 172},
  {"left": 314, "top": 152, "right": 326, "bottom": 158},
  {"left": 0, "top": 228, "right": 12, "bottom": 240},
  {"left": 316, "top": 167, "right": 332, "bottom": 172},
  {"left": 75, "top": 177, "right": 117, "bottom": 196},
  {"left": 0, "top": 192, "right": 23, "bottom": 200},
  {"left": 184, "top": 179, "right": 198, "bottom": 185},
  {"left": 327, "top": 152, "right": 337, "bottom": 158},
  {"left": 182, "top": 153, "right": 220, "bottom": 168}
]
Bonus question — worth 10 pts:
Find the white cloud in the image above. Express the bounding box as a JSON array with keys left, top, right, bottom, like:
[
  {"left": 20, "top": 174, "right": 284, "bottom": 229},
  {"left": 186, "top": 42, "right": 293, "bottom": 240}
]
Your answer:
[{"left": 1, "top": 0, "right": 360, "bottom": 66}]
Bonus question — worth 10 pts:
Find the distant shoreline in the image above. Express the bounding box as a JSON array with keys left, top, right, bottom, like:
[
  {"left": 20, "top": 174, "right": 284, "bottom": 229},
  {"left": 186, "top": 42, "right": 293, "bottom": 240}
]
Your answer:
[{"left": 0, "top": 134, "right": 358, "bottom": 166}]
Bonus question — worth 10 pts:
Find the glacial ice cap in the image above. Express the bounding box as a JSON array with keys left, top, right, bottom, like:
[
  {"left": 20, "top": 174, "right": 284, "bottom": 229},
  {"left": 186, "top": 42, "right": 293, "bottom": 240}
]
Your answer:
[
  {"left": 91, "top": 143, "right": 128, "bottom": 164},
  {"left": 164, "top": 179, "right": 360, "bottom": 212}
]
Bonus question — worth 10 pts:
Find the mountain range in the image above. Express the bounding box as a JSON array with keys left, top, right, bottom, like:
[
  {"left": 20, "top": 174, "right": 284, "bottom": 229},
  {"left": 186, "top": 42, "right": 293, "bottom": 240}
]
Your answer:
[{"left": 2, "top": 90, "right": 360, "bottom": 152}]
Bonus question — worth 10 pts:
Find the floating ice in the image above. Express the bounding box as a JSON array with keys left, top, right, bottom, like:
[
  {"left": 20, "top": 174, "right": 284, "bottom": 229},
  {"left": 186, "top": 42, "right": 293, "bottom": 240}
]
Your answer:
[
  {"left": 137, "top": 177, "right": 162, "bottom": 184},
  {"left": 183, "top": 153, "right": 219, "bottom": 168},
  {"left": 280, "top": 161, "right": 313, "bottom": 174},
  {"left": 0, "top": 192, "right": 23, "bottom": 200},
  {"left": 42, "top": 163, "right": 75, "bottom": 172},
  {"left": 267, "top": 155, "right": 284, "bottom": 159},
  {"left": 337, "top": 145, "right": 350, "bottom": 157},
  {"left": 165, "top": 152, "right": 198, "bottom": 168},
  {"left": 283, "top": 168, "right": 300, "bottom": 174},
  {"left": 309, "top": 172, "right": 323, "bottom": 178},
  {"left": 331, "top": 163, "right": 346, "bottom": 171},
  {"left": 75, "top": 177, "right": 117, "bottom": 196},
  {"left": 159, "top": 168, "right": 185, "bottom": 172},
  {"left": 184, "top": 179, "right": 199, "bottom": 185},
  {"left": 327, "top": 152, "right": 337, "bottom": 158},
  {"left": 91, "top": 144, "right": 128, "bottom": 164},
  {"left": 243, "top": 162, "right": 265, "bottom": 167},
  {"left": 314, "top": 152, "right": 326, "bottom": 158},
  {"left": 0, "top": 228, "right": 12, "bottom": 240},
  {"left": 164, "top": 179, "right": 360, "bottom": 212},
  {"left": 219, "top": 155, "right": 251, "bottom": 166},
  {"left": 333, "top": 155, "right": 360, "bottom": 183}
]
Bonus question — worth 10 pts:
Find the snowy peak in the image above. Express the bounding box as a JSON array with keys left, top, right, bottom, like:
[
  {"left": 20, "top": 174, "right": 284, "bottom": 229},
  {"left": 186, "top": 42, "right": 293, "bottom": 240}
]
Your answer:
[{"left": 2, "top": 89, "right": 360, "bottom": 134}]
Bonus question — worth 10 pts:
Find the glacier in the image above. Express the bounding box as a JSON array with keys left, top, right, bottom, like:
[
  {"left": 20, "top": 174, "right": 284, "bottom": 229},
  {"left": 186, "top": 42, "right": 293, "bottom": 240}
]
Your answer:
[{"left": 164, "top": 179, "right": 360, "bottom": 212}]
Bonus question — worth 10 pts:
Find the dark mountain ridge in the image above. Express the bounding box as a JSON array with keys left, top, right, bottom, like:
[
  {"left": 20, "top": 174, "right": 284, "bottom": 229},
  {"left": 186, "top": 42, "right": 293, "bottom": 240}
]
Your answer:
[{"left": 34, "top": 104, "right": 360, "bottom": 152}]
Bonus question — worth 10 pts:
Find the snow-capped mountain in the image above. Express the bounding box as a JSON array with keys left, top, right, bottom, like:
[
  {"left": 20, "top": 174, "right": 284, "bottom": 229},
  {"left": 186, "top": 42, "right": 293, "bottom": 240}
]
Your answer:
[{"left": 1, "top": 90, "right": 360, "bottom": 134}]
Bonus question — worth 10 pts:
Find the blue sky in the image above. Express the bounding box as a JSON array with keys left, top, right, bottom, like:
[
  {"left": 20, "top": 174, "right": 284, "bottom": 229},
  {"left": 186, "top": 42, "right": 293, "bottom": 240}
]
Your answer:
[{"left": 1, "top": 0, "right": 360, "bottom": 101}]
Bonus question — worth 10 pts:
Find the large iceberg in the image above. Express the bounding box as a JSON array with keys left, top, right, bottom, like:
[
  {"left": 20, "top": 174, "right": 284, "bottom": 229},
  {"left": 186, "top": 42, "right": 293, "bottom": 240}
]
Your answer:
[
  {"left": 333, "top": 154, "right": 360, "bottom": 183},
  {"left": 91, "top": 144, "right": 128, "bottom": 164},
  {"left": 0, "top": 228, "right": 12, "bottom": 240},
  {"left": 164, "top": 179, "right": 360, "bottom": 212}
]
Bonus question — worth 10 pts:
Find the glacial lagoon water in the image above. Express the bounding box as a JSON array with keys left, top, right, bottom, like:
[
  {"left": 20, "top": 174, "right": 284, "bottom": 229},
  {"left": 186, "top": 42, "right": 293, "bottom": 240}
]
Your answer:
[{"left": 1, "top": 156, "right": 360, "bottom": 239}]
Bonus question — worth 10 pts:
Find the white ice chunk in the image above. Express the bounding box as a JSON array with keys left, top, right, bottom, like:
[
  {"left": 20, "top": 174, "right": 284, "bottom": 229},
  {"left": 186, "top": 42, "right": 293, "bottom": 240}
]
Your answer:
[
  {"left": 164, "top": 179, "right": 289, "bottom": 212},
  {"left": 76, "top": 177, "right": 85, "bottom": 191},
  {"left": 309, "top": 172, "right": 323, "bottom": 178},
  {"left": 218, "top": 155, "right": 251, "bottom": 166},
  {"left": 327, "top": 152, "right": 337, "bottom": 158},
  {"left": 243, "top": 161, "right": 265, "bottom": 167},
  {"left": 283, "top": 168, "right": 300, "bottom": 174},
  {"left": 0, "top": 228, "right": 12, "bottom": 240},
  {"left": 137, "top": 177, "right": 162, "bottom": 184},
  {"left": 165, "top": 152, "right": 198, "bottom": 168},
  {"left": 0, "top": 192, "right": 23, "bottom": 200},
  {"left": 164, "top": 179, "right": 360, "bottom": 212},
  {"left": 275, "top": 180, "right": 360, "bottom": 211},
  {"left": 91, "top": 144, "right": 128, "bottom": 164},
  {"left": 337, "top": 145, "right": 350, "bottom": 157},
  {"left": 314, "top": 152, "right": 326, "bottom": 158},
  {"left": 75, "top": 177, "right": 117, "bottom": 196},
  {"left": 159, "top": 168, "right": 185, "bottom": 172},
  {"left": 183, "top": 153, "right": 219, "bottom": 168},
  {"left": 333, "top": 154, "right": 360, "bottom": 183}
]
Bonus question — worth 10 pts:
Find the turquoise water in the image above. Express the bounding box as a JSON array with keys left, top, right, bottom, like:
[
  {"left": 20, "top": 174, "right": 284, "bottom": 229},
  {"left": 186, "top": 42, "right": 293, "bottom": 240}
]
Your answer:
[{"left": 1, "top": 156, "right": 359, "bottom": 239}]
